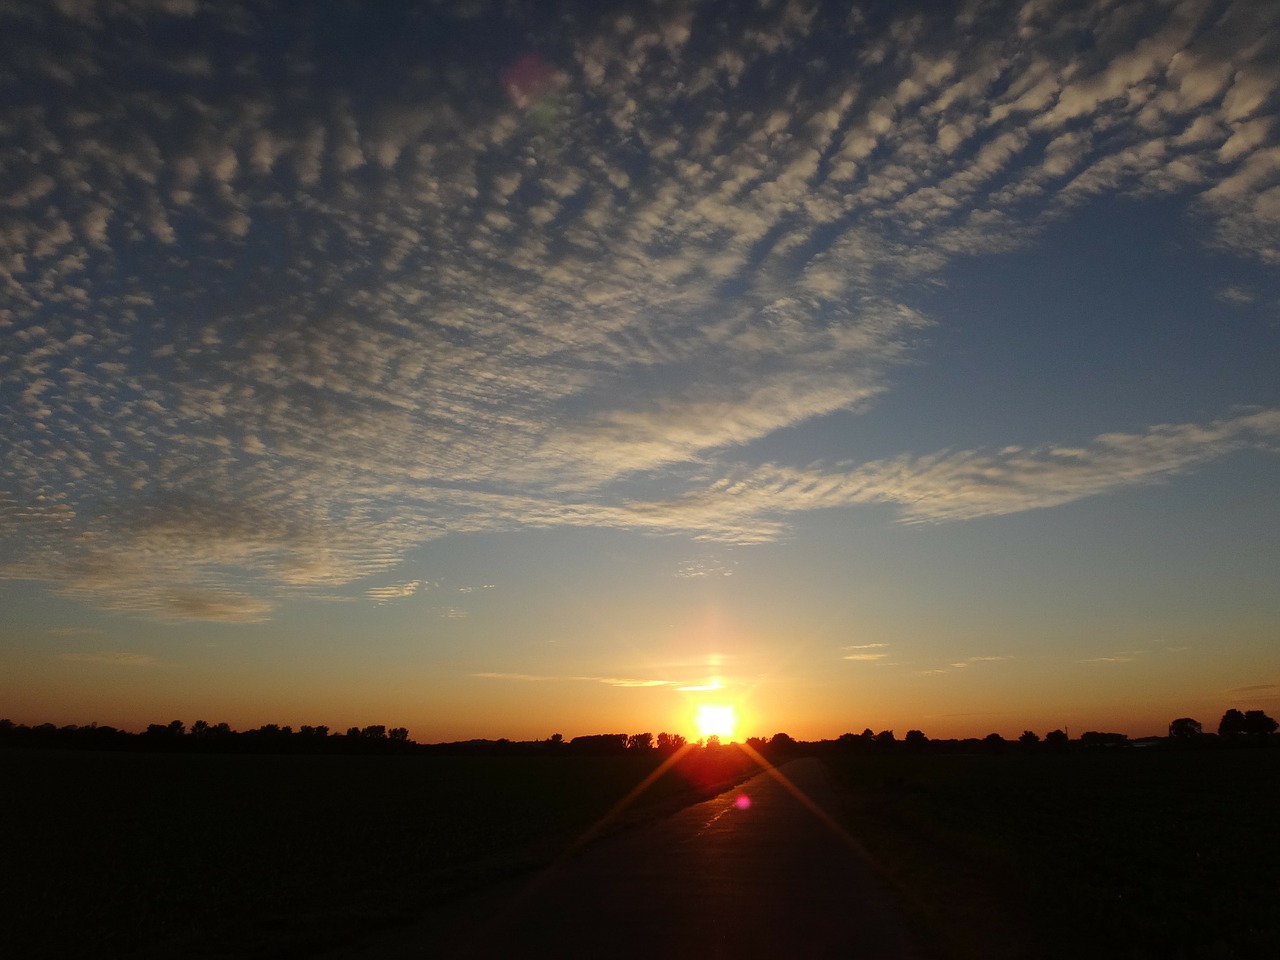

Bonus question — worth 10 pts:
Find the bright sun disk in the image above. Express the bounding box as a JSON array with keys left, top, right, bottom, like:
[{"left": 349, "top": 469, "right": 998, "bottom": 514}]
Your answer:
[{"left": 695, "top": 704, "right": 737, "bottom": 740}]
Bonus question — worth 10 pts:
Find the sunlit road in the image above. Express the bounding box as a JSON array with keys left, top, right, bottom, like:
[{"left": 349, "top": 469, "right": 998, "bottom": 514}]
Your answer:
[{"left": 331, "top": 757, "right": 921, "bottom": 959}]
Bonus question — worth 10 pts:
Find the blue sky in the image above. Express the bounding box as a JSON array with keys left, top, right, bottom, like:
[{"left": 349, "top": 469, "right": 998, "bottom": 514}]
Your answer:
[{"left": 1, "top": 0, "right": 1278, "bottom": 740}]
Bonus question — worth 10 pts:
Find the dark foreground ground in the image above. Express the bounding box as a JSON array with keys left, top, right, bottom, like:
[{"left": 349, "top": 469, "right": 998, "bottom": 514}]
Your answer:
[
  {"left": 2, "top": 745, "right": 1276, "bottom": 958},
  {"left": 327, "top": 757, "right": 919, "bottom": 959},
  {"left": 825, "top": 747, "right": 1280, "bottom": 960},
  {"left": 0, "top": 746, "right": 759, "bottom": 958}
]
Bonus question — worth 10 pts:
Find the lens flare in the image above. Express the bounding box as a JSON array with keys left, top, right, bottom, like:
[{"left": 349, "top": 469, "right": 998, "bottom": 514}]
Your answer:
[{"left": 500, "top": 53, "right": 568, "bottom": 134}]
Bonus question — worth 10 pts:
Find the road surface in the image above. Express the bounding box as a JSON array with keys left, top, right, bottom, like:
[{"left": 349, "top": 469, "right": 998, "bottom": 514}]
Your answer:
[{"left": 328, "top": 757, "right": 922, "bottom": 959}]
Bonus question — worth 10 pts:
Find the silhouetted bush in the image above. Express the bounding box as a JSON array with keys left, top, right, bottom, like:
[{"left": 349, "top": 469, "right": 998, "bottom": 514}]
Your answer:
[{"left": 568, "top": 733, "right": 628, "bottom": 755}]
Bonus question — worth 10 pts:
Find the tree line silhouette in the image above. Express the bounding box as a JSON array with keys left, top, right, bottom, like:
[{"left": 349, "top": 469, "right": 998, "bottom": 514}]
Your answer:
[{"left": 2, "top": 708, "right": 1274, "bottom": 755}]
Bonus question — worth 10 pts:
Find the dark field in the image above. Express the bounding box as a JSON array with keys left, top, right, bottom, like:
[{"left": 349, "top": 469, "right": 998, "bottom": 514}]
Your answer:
[
  {"left": 3, "top": 746, "right": 1277, "bottom": 958},
  {"left": 825, "top": 748, "right": 1280, "bottom": 960},
  {"left": 0, "top": 746, "right": 756, "bottom": 958}
]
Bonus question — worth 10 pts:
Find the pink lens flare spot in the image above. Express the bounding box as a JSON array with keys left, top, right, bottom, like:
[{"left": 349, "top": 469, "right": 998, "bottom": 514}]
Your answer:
[
  {"left": 734, "top": 794, "right": 751, "bottom": 810},
  {"left": 501, "top": 53, "right": 562, "bottom": 109}
]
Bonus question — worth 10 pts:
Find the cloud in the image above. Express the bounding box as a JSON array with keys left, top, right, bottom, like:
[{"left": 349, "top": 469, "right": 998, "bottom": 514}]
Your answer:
[
  {"left": 1217, "top": 285, "right": 1257, "bottom": 304},
  {"left": 367, "top": 581, "right": 423, "bottom": 601},
  {"left": 474, "top": 672, "right": 679, "bottom": 688},
  {"left": 158, "top": 592, "right": 274, "bottom": 624},
  {"left": 59, "top": 651, "right": 156, "bottom": 666},
  {"left": 851, "top": 410, "right": 1280, "bottom": 523},
  {"left": 2, "top": 1, "right": 1277, "bottom": 620},
  {"left": 675, "top": 680, "right": 725, "bottom": 692},
  {"left": 917, "top": 655, "right": 1011, "bottom": 674},
  {"left": 586, "top": 677, "right": 679, "bottom": 688},
  {"left": 675, "top": 558, "right": 735, "bottom": 579},
  {"left": 641, "top": 409, "right": 1280, "bottom": 529}
]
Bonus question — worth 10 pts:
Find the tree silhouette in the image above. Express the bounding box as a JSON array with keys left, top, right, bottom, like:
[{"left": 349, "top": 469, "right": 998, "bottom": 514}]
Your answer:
[
  {"left": 1220, "top": 709, "right": 1280, "bottom": 742},
  {"left": 770, "top": 732, "right": 797, "bottom": 753},
  {"left": 627, "top": 732, "right": 653, "bottom": 751},
  {"left": 1218, "top": 709, "right": 1247, "bottom": 737},
  {"left": 145, "top": 720, "right": 184, "bottom": 738},
  {"left": 1018, "top": 730, "right": 1040, "bottom": 746},
  {"left": 656, "top": 732, "right": 686, "bottom": 753},
  {"left": 1168, "top": 717, "right": 1202, "bottom": 740},
  {"left": 570, "top": 733, "right": 628, "bottom": 754},
  {"left": 1243, "top": 710, "right": 1277, "bottom": 736}
]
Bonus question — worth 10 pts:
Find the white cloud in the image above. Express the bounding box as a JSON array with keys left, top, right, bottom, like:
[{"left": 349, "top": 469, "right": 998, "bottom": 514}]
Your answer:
[
  {"left": 628, "top": 409, "right": 1280, "bottom": 530},
  {"left": 367, "top": 581, "right": 423, "bottom": 602},
  {"left": 1, "top": 0, "right": 1277, "bottom": 621},
  {"left": 587, "top": 677, "right": 678, "bottom": 688},
  {"left": 675, "top": 557, "right": 735, "bottom": 579},
  {"left": 675, "top": 680, "right": 725, "bottom": 692}
]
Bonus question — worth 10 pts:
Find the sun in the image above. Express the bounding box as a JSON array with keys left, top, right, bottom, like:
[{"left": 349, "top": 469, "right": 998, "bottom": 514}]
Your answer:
[{"left": 694, "top": 704, "right": 738, "bottom": 741}]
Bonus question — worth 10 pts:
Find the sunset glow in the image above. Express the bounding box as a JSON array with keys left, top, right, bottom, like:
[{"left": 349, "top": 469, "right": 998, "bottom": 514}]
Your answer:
[{"left": 1, "top": 1, "right": 1277, "bottom": 743}]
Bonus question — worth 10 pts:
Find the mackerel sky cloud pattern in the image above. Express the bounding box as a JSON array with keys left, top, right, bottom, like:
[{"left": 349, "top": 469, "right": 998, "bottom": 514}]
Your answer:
[{"left": 2, "top": 0, "right": 1278, "bottom": 625}]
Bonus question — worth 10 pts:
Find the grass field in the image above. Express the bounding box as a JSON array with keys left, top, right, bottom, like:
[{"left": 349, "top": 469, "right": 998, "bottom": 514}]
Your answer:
[
  {"left": 823, "top": 747, "right": 1280, "bottom": 960},
  {"left": 0, "top": 746, "right": 756, "bottom": 958}
]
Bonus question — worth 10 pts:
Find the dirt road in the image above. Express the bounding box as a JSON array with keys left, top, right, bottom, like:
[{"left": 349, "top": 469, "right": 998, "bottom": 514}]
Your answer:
[{"left": 329, "top": 757, "right": 921, "bottom": 959}]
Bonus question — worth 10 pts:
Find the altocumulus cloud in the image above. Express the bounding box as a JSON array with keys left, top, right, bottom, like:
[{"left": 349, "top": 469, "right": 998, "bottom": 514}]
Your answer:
[{"left": 1, "top": 1, "right": 1278, "bottom": 620}]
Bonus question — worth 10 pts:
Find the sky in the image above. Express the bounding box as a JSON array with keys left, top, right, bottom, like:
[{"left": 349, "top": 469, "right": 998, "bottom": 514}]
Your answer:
[{"left": 2, "top": 0, "right": 1278, "bottom": 743}]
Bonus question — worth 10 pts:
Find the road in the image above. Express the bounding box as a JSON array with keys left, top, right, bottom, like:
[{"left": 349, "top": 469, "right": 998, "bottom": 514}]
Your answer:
[{"left": 328, "top": 757, "right": 922, "bottom": 959}]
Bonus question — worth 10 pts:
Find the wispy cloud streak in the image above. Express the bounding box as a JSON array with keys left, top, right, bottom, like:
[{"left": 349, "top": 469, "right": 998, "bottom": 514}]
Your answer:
[{"left": 645, "top": 409, "right": 1280, "bottom": 530}]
